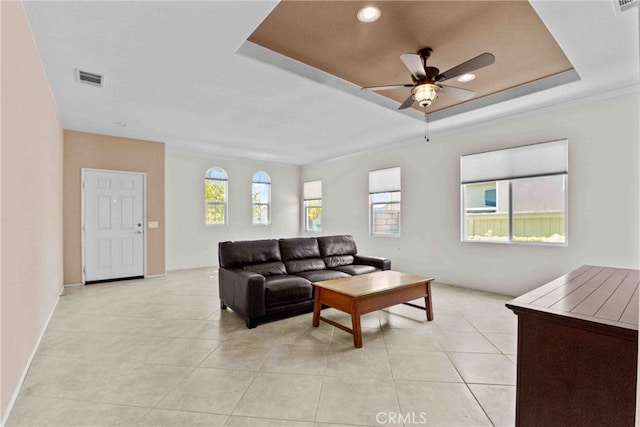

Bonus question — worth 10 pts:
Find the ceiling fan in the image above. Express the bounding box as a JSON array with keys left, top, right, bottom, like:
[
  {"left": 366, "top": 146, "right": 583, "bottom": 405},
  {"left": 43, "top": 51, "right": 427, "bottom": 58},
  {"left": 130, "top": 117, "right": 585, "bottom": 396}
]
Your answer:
[{"left": 362, "top": 48, "right": 495, "bottom": 110}]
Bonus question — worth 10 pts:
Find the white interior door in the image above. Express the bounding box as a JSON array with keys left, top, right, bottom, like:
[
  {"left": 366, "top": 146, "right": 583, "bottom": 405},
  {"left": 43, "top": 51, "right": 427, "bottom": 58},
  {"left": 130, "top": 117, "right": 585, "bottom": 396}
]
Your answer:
[{"left": 83, "top": 169, "right": 145, "bottom": 283}]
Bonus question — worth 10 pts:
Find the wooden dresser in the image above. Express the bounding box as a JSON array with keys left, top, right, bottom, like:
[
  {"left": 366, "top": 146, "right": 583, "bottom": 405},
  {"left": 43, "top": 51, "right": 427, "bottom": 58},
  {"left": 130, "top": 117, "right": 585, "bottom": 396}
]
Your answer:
[{"left": 506, "top": 265, "right": 638, "bottom": 427}]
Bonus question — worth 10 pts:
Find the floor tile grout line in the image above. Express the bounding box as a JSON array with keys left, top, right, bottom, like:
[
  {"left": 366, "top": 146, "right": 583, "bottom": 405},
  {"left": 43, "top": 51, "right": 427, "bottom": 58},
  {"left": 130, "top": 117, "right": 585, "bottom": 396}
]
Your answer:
[
  {"left": 138, "top": 405, "right": 233, "bottom": 420},
  {"left": 465, "top": 383, "right": 497, "bottom": 427},
  {"left": 224, "top": 345, "right": 273, "bottom": 419},
  {"left": 22, "top": 391, "right": 185, "bottom": 414},
  {"left": 476, "top": 329, "right": 517, "bottom": 356},
  {"left": 34, "top": 360, "right": 199, "bottom": 414},
  {"left": 443, "top": 349, "right": 516, "bottom": 358},
  {"left": 454, "top": 318, "right": 515, "bottom": 354},
  {"left": 312, "top": 374, "right": 327, "bottom": 424},
  {"left": 440, "top": 341, "right": 497, "bottom": 426},
  {"left": 383, "top": 332, "right": 405, "bottom": 425},
  {"left": 148, "top": 364, "right": 199, "bottom": 411},
  {"left": 445, "top": 316, "right": 502, "bottom": 426}
]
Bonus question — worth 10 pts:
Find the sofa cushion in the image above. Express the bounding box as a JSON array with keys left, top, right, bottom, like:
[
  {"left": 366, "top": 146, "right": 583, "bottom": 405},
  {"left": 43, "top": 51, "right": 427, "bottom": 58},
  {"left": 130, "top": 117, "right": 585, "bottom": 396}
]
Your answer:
[
  {"left": 334, "top": 264, "right": 379, "bottom": 276},
  {"left": 323, "top": 254, "right": 355, "bottom": 268},
  {"left": 218, "top": 239, "right": 281, "bottom": 268},
  {"left": 279, "top": 237, "right": 327, "bottom": 273},
  {"left": 264, "top": 275, "right": 313, "bottom": 308},
  {"left": 294, "top": 269, "right": 351, "bottom": 282},
  {"left": 317, "top": 235, "right": 358, "bottom": 257},
  {"left": 279, "top": 237, "right": 322, "bottom": 260},
  {"left": 243, "top": 261, "right": 287, "bottom": 277}
]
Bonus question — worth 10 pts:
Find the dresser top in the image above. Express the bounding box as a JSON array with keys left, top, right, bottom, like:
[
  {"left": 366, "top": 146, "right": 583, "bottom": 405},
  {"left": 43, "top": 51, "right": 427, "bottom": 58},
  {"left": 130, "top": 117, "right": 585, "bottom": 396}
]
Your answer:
[{"left": 506, "top": 265, "right": 639, "bottom": 331}]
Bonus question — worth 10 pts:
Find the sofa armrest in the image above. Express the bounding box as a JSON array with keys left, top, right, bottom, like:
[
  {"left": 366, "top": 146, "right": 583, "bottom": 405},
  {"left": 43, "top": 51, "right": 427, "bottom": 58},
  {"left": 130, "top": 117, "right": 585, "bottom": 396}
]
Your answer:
[
  {"left": 354, "top": 255, "right": 391, "bottom": 271},
  {"left": 219, "top": 268, "right": 266, "bottom": 319}
]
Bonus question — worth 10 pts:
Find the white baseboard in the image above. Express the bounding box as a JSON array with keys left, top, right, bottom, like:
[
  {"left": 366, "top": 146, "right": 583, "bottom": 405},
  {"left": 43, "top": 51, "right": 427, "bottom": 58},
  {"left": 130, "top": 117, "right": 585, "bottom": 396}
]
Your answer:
[
  {"left": 0, "top": 291, "right": 61, "bottom": 427},
  {"left": 145, "top": 273, "right": 166, "bottom": 279}
]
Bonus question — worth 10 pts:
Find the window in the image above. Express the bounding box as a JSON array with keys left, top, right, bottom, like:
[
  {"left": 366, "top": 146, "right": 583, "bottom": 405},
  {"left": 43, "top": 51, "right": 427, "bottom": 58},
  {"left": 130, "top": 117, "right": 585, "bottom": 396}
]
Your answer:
[
  {"left": 303, "top": 180, "right": 322, "bottom": 231},
  {"left": 461, "top": 140, "right": 568, "bottom": 244},
  {"left": 252, "top": 171, "right": 271, "bottom": 225},
  {"left": 484, "top": 188, "right": 496, "bottom": 207},
  {"left": 369, "top": 167, "right": 401, "bottom": 236},
  {"left": 205, "top": 167, "right": 228, "bottom": 225}
]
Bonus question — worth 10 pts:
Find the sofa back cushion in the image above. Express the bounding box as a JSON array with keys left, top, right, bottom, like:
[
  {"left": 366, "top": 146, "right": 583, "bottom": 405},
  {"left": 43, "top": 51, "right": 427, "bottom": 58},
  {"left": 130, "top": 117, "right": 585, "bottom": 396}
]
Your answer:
[
  {"left": 218, "top": 239, "right": 282, "bottom": 270},
  {"left": 279, "top": 237, "right": 321, "bottom": 260},
  {"left": 279, "top": 237, "right": 327, "bottom": 273},
  {"left": 317, "top": 235, "right": 357, "bottom": 268}
]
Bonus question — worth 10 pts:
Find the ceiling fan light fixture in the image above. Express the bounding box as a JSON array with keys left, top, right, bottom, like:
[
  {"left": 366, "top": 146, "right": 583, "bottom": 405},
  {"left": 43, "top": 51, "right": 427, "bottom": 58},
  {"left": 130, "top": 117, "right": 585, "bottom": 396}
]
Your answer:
[
  {"left": 412, "top": 83, "right": 438, "bottom": 107},
  {"left": 457, "top": 73, "right": 476, "bottom": 83},
  {"left": 357, "top": 6, "right": 381, "bottom": 23}
]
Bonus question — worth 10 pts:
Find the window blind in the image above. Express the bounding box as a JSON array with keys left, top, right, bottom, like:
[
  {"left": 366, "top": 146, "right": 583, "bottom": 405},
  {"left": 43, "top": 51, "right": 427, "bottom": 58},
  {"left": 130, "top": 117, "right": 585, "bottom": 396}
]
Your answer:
[
  {"left": 303, "top": 180, "right": 322, "bottom": 200},
  {"left": 460, "top": 139, "right": 568, "bottom": 184},
  {"left": 369, "top": 167, "right": 401, "bottom": 193}
]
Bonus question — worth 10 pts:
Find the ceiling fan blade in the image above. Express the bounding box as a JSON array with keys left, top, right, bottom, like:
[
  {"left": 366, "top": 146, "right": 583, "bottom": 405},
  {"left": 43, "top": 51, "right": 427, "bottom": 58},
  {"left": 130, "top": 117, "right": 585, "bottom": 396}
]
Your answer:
[
  {"left": 362, "top": 84, "right": 413, "bottom": 91},
  {"left": 398, "top": 94, "right": 415, "bottom": 110},
  {"left": 400, "top": 53, "right": 426, "bottom": 80},
  {"left": 439, "top": 84, "right": 475, "bottom": 101},
  {"left": 436, "top": 53, "right": 495, "bottom": 82}
]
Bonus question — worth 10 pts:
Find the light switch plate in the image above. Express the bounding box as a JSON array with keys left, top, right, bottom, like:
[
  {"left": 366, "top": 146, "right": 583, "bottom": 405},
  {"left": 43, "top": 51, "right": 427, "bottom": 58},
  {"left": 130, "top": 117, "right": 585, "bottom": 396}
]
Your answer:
[{"left": 148, "top": 221, "right": 159, "bottom": 229}]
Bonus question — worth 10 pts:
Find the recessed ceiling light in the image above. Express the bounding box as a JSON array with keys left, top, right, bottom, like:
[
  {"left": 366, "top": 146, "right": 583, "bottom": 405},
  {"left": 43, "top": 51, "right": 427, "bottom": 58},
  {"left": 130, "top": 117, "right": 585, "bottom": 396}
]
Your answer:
[
  {"left": 357, "top": 6, "right": 381, "bottom": 23},
  {"left": 457, "top": 73, "right": 476, "bottom": 83},
  {"left": 112, "top": 122, "right": 127, "bottom": 127}
]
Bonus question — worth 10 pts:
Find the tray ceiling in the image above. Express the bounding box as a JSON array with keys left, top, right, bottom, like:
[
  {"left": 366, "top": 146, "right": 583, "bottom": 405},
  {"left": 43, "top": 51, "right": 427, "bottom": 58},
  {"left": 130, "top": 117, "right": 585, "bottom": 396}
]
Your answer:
[{"left": 248, "top": 1, "right": 574, "bottom": 113}]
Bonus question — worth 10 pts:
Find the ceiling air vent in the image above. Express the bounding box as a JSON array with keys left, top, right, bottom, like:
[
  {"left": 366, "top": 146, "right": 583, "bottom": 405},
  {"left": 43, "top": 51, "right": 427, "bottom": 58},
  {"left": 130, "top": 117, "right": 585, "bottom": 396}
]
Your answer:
[
  {"left": 75, "top": 69, "right": 103, "bottom": 87},
  {"left": 618, "top": 0, "right": 637, "bottom": 12}
]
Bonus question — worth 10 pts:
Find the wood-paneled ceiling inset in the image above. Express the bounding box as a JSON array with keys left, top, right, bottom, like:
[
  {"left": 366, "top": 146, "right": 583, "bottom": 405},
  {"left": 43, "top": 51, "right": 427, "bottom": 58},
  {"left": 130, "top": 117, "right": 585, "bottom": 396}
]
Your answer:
[{"left": 248, "top": 1, "right": 574, "bottom": 113}]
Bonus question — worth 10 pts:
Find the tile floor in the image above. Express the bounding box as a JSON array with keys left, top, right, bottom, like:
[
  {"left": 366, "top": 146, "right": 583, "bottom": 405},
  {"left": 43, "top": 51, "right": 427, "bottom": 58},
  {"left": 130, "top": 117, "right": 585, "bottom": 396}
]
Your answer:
[{"left": 7, "top": 268, "right": 518, "bottom": 427}]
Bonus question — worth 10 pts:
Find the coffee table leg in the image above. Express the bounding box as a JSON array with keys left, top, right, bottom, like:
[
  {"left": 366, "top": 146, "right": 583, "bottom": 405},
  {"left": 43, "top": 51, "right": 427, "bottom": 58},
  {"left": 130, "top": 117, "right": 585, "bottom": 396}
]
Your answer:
[
  {"left": 312, "top": 287, "right": 321, "bottom": 327},
  {"left": 425, "top": 281, "right": 434, "bottom": 321},
  {"left": 351, "top": 304, "right": 362, "bottom": 348}
]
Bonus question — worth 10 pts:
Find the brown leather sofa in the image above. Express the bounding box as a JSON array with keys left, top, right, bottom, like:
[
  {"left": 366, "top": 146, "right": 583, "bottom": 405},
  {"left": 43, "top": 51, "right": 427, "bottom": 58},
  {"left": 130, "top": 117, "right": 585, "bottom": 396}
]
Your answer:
[{"left": 218, "top": 235, "right": 391, "bottom": 328}]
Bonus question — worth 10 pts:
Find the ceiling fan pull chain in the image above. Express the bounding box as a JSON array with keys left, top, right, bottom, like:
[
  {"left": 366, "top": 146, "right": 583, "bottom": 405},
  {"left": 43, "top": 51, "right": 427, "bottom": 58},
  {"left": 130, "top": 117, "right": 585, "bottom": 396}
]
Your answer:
[{"left": 424, "top": 112, "right": 430, "bottom": 142}]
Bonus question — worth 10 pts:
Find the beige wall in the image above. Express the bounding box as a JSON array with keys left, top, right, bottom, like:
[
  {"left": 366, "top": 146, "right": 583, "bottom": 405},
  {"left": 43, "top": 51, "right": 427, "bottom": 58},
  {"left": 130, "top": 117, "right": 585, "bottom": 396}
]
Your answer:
[
  {"left": 1, "top": 1, "right": 64, "bottom": 420},
  {"left": 63, "top": 131, "right": 165, "bottom": 284}
]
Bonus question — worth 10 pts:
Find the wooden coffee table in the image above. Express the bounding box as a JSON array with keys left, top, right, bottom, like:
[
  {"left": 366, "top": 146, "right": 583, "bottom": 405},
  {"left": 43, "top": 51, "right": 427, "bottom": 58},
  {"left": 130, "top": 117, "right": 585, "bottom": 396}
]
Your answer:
[{"left": 312, "top": 270, "right": 434, "bottom": 348}]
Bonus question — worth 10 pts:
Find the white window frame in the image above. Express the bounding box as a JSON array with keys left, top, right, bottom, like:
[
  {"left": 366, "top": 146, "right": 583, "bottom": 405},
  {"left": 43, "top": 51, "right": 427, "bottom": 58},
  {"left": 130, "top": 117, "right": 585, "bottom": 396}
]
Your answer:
[
  {"left": 460, "top": 140, "right": 568, "bottom": 245},
  {"left": 205, "top": 167, "right": 228, "bottom": 226},
  {"left": 369, "top": 167, "right": 401, "bottom": 237},
  {"left": 303, "top": 180, "right": 322, "bottom": 232},
  {"left": 251, "top": 171, "right": 271, "bottom": 226}
]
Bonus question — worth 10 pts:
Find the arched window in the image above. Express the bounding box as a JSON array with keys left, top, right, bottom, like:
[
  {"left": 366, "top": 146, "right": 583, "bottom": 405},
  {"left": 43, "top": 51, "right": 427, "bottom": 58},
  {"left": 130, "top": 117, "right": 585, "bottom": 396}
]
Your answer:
[
  {"left": 205, "top": 167, "right": 228, "bottom": 225},
  {"left": 251, "top": 171, "right": 271, "bottom": 225}
]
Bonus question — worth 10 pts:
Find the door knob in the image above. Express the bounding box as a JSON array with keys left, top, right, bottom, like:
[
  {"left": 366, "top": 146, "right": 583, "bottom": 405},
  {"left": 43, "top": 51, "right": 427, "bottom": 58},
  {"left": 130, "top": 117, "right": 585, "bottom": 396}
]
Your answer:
[{"left": 135, "top": 230, "right": 143, "bottom": 234}]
